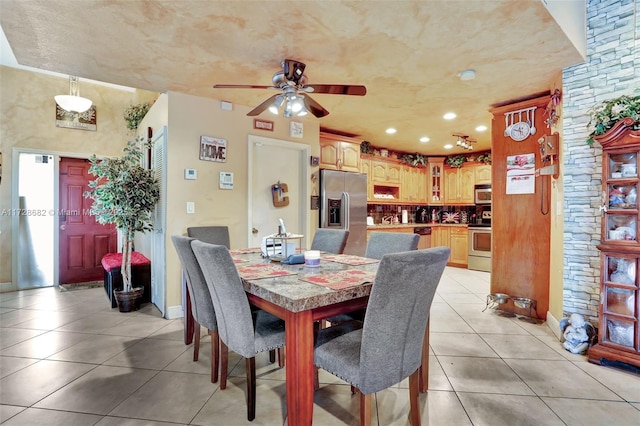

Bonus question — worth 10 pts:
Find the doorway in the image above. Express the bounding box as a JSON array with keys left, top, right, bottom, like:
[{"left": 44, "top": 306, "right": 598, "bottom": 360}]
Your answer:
[{"left": 248, "top": 135, "right": 310, "bottom": 250}]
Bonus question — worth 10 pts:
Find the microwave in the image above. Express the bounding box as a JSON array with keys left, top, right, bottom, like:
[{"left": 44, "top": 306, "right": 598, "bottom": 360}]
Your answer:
[{"left": 474, "top": 184, "right": 492, "bottom": 205}]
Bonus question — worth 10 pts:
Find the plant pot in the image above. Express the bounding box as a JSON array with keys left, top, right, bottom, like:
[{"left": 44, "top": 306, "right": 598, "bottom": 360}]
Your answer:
[{"left": 114, "top": 287, "right": 144, "bottom": 313}]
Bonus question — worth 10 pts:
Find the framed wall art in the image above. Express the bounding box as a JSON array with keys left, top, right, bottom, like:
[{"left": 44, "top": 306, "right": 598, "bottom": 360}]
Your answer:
[{"left": 200, "top": 135, "right": 227, "bottom": 163}]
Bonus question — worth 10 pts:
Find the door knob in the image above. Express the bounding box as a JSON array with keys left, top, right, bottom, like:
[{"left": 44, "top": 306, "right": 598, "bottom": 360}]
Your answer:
[{"left": 60, "top": 224, "right": 66, "bottom": 230}]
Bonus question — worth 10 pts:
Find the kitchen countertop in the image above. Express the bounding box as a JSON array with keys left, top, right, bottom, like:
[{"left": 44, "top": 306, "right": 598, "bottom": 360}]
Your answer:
[{"left": 367, "top": 223, "right": 468, "bottom": 230}]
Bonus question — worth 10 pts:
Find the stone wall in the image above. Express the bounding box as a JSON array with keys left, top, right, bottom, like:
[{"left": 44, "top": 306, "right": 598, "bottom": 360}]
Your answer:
[{"left": 562, "top": 0, "right": 639, "bottom": 323}]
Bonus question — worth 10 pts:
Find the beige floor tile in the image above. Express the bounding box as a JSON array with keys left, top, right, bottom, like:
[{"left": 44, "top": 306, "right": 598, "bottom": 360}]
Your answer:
[
  {"left": 377, "top": 387, "right": 473, "bottom": 426},
  {"left": 0, "top": 356, "right": 38, "bottom": 379},
  {"left": 1, "top": 309, "right": 48, "bottom": 328},
  {"left": 438, "top": 356, "right": 534, "bottom": 395},
  {"left": 99, "top": 315, "right": 171, "bottom": 338},
  {"left": 0, "top": 330, "right": 90, "bottom": 359},
  {"left": 573, "top": 361, "right": 640, "bottom": 402},
  {"left": 535, "top": 334, "right": 589, "bottom": 362},
  {"left": 454, "top": 308, "right": 532, "bottom": 335},
  {"left": 542, "top": 397, "right": 640, "bottom": 425},
  {"left": 104, "top": 337, "right": 189, "bottom": 370},
  {"left": 457, "top": 392, "right": 564, "bottom": 426},
  {"left": 56, "top": 312, "right": 130, "bottom": 333},
  {"left": 0, "top": 327, "right": 47, "bottom": 350},
  {"left": 309, "top": 383, "right": 373, "bottom": 426},
  {"left": 0, "top": 405, "right": 26, "bottom": 423},
  {"left": 109, "top": 371, "right": 216, "bottom": 424},
  {"left": 47, "top": 334, "right": 141, "bottom": 364},
  {"left": 96, "top": 416, "right": 188, "bottom": 426},
  {"left": 429, "top": 332, "right": 499, "bottom": 357},
  {"left": 0, "top": 359, "right": 95, "bottom": 406},
  {"left": 438, "top": 292, "right": 486, "bottom": 304},
  {"left": 35, "top": 365, "right": 157, "bottom": 415},
  {"left": 192, "top": 377, "right": 287, "bottom": 425},
  {"left": 506, "top": 359, "right": 623, "bottom": 400},
  {"left": 480, "top": 334, "right": 567, "bottom": 360},
  {"left": 148, "top": 319, "right": 187, "bottom": 341},
  {"left": 10, "top": 309, "right": 88, "bottom": 330},
  {"left": 429, "top": 311, "right": 475, "bottom": 333},
  {"left": 1, "top": 407, "right": 103, "bottom": 425}
]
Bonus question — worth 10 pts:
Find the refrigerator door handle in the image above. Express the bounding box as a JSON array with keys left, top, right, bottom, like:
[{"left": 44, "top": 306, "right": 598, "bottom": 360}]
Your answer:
[{"left": 343, "top": 191, "right": 350, "bottom": 230}]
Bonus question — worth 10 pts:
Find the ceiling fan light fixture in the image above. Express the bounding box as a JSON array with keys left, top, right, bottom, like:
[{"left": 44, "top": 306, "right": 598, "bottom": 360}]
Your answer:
[
  {"left": 268, "top": 95, "right": 284, "bottom": 114},
  {"left": 55, "top": 76, "right": 92, "bottom": 113}
]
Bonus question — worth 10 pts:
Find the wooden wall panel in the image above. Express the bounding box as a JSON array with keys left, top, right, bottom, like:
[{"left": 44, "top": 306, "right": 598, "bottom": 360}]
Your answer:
[{"left": 490, "top": 94, "right": 551, "bottom": 317}]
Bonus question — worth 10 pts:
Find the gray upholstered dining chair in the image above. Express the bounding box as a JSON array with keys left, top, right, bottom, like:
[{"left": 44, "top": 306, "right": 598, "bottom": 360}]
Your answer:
[
  {"left": 171, "top": 235, "right": 219, "bottom": 384},
  {"left": 314, "top": 247, "right": 450, "bottom": 425},
  {"left": 310, "top": 229, "right": 350, "bottom": 254},
  {"left": 191, "top": 240, "right": 286, "bottom": 422},
  {"left": 364, "top": 231, "right": 420, "bottom": 259},
  {"left": 187, "top": 226, "right": 230, "bottom": 248}
]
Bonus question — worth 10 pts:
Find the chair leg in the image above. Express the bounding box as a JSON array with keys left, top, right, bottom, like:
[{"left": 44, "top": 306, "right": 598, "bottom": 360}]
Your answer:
[
  {"left": 409, "top": 369, "right": 421, "bottom": 426},
  {"left": 193, "top": 321, "right": 201, "bottom": 362},
  {"left": 277, "top": 347, "right": 285, "bottom": 367},
  {"left": 359, "top": 390, "right": 371, "bottom": 426},
  {"left": 246, "top": 357, "right": 256, "bottom": 422},
  {"left": 220, "top": 340, "right": 229, "bottom": 390},
  {"left": 314, "top": 366, "right": 320, "bottom": 390},
  {"left": 209, "top": 329, "right": 219, "bottom": 383},
  {"left": 269, "top": 349, "right": 276, "bottom": 363}
]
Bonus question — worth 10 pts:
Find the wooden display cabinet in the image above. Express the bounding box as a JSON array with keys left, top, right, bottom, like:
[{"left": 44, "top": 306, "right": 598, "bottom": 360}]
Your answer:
[{"left": 589, "top": 118, "right": 640, "bottom": 368}]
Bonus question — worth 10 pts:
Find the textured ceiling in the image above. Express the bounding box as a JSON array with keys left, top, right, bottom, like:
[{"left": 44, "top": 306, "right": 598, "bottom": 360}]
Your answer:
[{"left": 0, "top": 0, "right": 584, "bottom": 155}]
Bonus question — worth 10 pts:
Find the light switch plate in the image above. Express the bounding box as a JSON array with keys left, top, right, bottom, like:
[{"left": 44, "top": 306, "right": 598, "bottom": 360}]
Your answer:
[{"left": 186, "top": 202, "right": 195, "bottom": 214}]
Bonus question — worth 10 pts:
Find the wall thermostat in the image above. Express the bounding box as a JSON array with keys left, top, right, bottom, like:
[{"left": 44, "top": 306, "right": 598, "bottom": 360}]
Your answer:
[
  {"left": 219, "top": 172, "right": 234, "bottom": 189},
  {"left": 184, "top": 168, "right": 197, "bottom": 180}
]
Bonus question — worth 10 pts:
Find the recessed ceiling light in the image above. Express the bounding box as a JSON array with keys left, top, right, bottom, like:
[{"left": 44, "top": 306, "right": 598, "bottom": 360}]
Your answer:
[
  {"left": 458, "top": 69, "right": 476, "bottom": 80},
  {"left": 443, "top": 112, "right": 456, "bottom": 120},
  {"left": 420, "top": 136, "right": 430, "bottom": 143},
  {"left": 385, "top": 127, "right": 397, "bottom": 134},
  {"left": 444, "top": 144, "right": 453, "bottom": 149},
  {"left": 476, "top": 125, "right": 488, "bottom": 132}
]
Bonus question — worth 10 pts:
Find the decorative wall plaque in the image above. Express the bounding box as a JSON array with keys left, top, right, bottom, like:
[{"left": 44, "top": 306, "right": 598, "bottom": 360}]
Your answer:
[{"left": 55, "top": 105, "right": 97, "bottom": 131}]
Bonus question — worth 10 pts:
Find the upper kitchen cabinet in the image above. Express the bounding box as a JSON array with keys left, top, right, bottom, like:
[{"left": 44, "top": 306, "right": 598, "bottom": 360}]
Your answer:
[
  {"left": 475, "top": 164, "right": 492, "bottom": 185},
  {"left": 359, "top": 157, "right": 374, "bottom": 201},
  {"left": 402, "top": 165, "right": 427, "bottom": 204},
  {"left": 589, "top": 117, "right": 640, "bottom": 369},
  {"left": 427, "top": 158, "right": 445, "bottom": 205},
  {"left": 370, "top": 158, "right": 402, "bottom": 184},
  {"left": 443, "top": 165, "right": 475, "bottom": 205},
  {"left": 319, "top": 132, "right": 361, "bottom": 172}
]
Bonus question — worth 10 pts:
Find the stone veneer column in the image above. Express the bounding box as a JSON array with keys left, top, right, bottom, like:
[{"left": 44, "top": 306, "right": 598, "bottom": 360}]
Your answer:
[{"left": 562, "top": 0, "right": 639, "bottom": 323}]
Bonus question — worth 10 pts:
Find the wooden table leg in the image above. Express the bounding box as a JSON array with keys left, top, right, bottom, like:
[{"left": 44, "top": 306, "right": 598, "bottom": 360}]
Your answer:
[
  {"left": 183, "top": 272, "right": 194, "bottom": 345},
  {"left": 285, "top": 309, "right": 314, "bottom": 426},
  {"left": 419, "top": 317, "right": 430, "bottom": 392}
]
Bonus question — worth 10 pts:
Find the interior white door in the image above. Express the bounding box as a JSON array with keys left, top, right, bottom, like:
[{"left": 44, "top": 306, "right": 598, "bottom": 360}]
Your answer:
[
  {"left": 248, "top": 135, "right": 310, "bottom": 250},
  {"left": 151, "top": 126, "right": 167, "bottom": 316}
]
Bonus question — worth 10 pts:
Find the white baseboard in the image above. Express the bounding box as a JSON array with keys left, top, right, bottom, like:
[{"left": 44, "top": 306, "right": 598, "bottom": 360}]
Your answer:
[
  {"left": 0, "top": 282, "right": 16, "bottom": 293},
  {"left": 546, "top": 310, "right": 562, "bottom": 340},
  {"left": 165, "top": 304, "right": 184, "bottom": 320}
]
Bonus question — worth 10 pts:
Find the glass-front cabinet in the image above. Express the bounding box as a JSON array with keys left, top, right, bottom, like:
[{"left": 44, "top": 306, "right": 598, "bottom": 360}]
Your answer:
[
  {"left": 427, "top": 158, "right": 444, "bottom": 206},
  {"left": 590, "top": 118, "right": 640, "bottom": 368}
]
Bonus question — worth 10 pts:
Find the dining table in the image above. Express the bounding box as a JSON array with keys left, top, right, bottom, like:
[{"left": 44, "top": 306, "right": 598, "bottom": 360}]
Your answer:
[{"left": 182, "top": 248, "right": 431, "bottom": 426}]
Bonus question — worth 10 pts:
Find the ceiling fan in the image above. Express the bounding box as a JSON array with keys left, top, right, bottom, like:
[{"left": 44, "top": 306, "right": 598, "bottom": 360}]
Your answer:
[{"left": 213, "top": 59, "right": 366, "bottom": 118}]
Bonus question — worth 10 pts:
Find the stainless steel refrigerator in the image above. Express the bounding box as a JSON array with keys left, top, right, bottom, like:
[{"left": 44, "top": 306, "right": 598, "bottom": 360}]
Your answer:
[{"left": 319, "top": 169, "right": 368, "bottom": 256}]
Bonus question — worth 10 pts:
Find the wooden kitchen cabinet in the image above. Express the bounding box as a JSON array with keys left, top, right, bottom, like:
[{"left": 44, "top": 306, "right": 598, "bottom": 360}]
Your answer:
[
  {"left": 359, "top": 157, "right": 374, "bottom": 201},
  {"left": 444, "top": 166, "right": 475, "bottom": 205},
  {"left": 475, "top": 165, "right": 492, "bottom": 185},
  {"left": 431, "top": 226, "right": 449, "bottom": 249},
  {"left": 319, "top": 132, "right": 361, "bottom": 172},
  {"left": 371, "top": 159, "right": 402, "bottom": 184},
  {"left": 427, "top": 158, "right": 444, "bottom": 206},
  {"left": 449, "top": 227, "right": 468, "bottom": 267},
  {"left": 402, "top": 165, "right": 427, "bottom": 204},
  {"left": 588, "top": 118, "right": 640, "bottom": 369}
]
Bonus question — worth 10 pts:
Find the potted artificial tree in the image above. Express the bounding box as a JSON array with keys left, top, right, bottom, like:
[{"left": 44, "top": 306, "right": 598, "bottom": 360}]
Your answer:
[{"left": 84, "top": 137, "right": 160, "bottom": 311}]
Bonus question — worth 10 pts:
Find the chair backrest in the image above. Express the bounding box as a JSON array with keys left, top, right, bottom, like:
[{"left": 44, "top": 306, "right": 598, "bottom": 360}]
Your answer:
[
  {"left": 187, "top": 226, "right": 230, "bottom": 248},
  {"left": 364, "top": 231, "right": 420, "bottom": 259},
  {"left": 310, "top": 229, "right": 350, "bottom": 254},
  {"left": 171, "top": 235, "right": 217, "bottom": 331},
  {"left": 358, "top": 247, "right": 450, "bottom": 394},
  {"left": 191, "top": 240, "right": 257, "bottom": 358}
]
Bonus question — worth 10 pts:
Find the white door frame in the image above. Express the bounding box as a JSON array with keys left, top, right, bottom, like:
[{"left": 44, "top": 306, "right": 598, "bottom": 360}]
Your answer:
[{"left": 247, "top": 135, "right": 310, "bottom": 248}]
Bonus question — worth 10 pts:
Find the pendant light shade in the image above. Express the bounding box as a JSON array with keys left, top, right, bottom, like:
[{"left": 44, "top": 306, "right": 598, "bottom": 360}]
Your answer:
[{"left": 55, "top": 76, "right": 92, "bottom": 113}]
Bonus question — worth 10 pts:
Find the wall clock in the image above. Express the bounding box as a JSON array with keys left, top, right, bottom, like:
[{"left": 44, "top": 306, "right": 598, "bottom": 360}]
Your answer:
[{"left": 509, "top": 121, "right": 531, "bottom": 141}]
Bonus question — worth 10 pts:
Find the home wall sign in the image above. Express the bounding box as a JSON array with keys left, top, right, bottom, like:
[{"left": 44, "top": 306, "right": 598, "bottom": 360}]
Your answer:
[
  {"left": 199, "top": 135, "right": 227, "bottom": 162},
  {"left": 55, "top": 105, "right": 97, "bottom": 131},
  {"left": 253, "top": 119, "right": 274, "bottom": 131}
]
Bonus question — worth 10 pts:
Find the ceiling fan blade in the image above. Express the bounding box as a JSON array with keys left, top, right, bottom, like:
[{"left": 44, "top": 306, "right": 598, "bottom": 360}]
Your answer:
[
  {"left": 305, "top": 84, "right": 366, "bottom": 96},
  {"left": 247, "top": 94, "right": 279, "bottom": 116},
  {"left": 302, "top": 95, "right": 330, "bottom": 118},
  {"left": 213, "top": 84, "right": 274, "bottom": 90}
]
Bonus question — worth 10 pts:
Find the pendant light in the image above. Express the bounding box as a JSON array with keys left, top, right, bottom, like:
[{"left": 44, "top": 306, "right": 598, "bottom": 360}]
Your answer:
[{"left": 54, "top": 76, "right": 92, "bottom": 113}]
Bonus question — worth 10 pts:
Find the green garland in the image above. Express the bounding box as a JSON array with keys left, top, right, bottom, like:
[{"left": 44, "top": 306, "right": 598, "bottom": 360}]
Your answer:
[{"left": 587, "top": 93, "right": 640, "bottom": 146}]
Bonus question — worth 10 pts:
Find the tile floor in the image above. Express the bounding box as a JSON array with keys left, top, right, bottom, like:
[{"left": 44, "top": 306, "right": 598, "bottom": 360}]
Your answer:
[{"left": 1, "top": 267, "right": 639, "bottom": 425}]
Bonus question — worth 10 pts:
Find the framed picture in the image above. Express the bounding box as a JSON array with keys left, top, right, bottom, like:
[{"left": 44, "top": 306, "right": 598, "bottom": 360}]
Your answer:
[
  {"left": 290, "top": 121, "right": 303, "bottom": 138},
  {"left": 199, "top": 136, "right": 227, "bottom": 163},
  {"left": 253, "top": 119, "right": 274, "bottom": 131}
]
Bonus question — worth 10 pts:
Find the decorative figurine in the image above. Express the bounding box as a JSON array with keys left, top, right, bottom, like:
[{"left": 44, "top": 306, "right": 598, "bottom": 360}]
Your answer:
[{"left": 559, "top": 313, "right": 595, "bottom": 355}]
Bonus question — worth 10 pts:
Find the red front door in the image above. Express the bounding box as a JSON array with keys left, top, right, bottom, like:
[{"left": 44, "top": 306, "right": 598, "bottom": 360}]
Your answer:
[{"left": 59, "top": 157, "right": 117, "bottom": 284}]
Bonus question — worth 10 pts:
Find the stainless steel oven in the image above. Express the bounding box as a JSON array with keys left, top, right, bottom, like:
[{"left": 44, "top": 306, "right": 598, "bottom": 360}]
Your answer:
[
  {"left": 468, "top": 225, "right": 491, "bottom": 272},
  {"left": 474, "top": 184, "right": 492, "bottom": 205}
]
